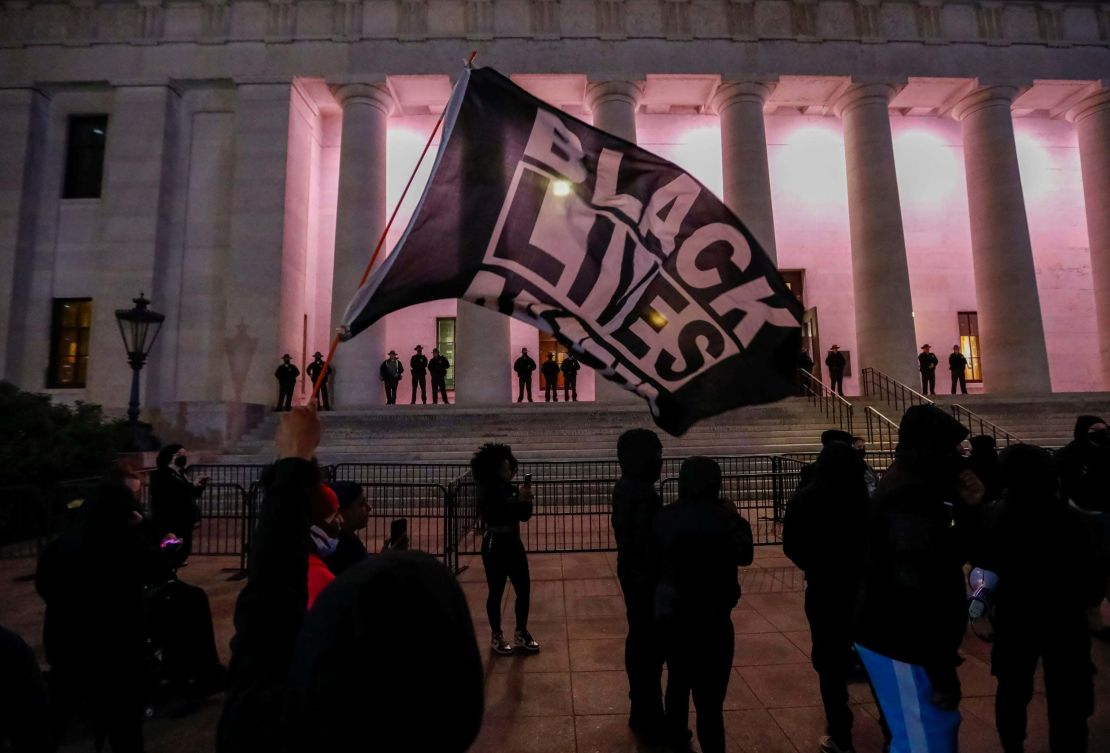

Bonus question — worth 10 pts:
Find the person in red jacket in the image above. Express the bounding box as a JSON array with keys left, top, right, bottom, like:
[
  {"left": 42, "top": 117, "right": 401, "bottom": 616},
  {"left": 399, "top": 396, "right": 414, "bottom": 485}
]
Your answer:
[{"left": 307, "top": 484, "right": 340, "bottom": 609}]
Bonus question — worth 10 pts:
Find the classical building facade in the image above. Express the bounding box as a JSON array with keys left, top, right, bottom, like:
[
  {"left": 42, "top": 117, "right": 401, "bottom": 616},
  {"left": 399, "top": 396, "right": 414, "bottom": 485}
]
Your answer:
[{"left": 0, "top": 0, "right": 1107, "bottom": 439}]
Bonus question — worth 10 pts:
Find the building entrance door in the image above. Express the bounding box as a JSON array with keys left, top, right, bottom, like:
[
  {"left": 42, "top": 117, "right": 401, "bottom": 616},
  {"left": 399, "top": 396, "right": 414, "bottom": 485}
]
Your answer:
[
  {"left": 802, "top": 307, "right": 821, "bottom": 381},
  {"left": 537, "top": 332, "right": 569, "bottom": 389}
]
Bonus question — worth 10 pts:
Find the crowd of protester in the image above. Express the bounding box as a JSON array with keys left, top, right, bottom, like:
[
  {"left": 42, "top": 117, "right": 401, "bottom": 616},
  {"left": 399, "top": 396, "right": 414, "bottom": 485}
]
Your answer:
[{"left": 0, "top": 406, "right": 1106, "bottom": 753}]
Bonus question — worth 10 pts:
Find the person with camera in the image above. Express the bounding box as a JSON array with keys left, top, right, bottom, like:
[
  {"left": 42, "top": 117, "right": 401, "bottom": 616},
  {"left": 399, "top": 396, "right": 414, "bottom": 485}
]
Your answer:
[
  {"left": 150, "top": 443, "right": 208, "bottom": 566},
  {"left": 853, "top": 405, "right": 985, "bottom": 753},
  {"left": 472, "top": 443, "right": 539, "bottom": 655},
  {"left": 976, "top": 444, "right": 1103, "bottom": 753}
]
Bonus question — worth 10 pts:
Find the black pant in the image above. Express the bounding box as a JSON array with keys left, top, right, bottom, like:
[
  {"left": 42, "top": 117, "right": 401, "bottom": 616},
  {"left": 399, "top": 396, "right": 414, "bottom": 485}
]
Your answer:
[
  {"left": 993, "top": 633, "right": 1093, "bottom": 753},
  {"left": 481, "top": 532, "right": 530, "bottom": 635},
  {"left": 564, "top": 375, "right": 578, "bottom": 401},
  {"left": 806, "top": 585, "right": 855, "bottom": 747},
  {"left": 921, "top": 371, "right": 936, "bottom": 394},
  {"left": 829, "top": 371, "right": 844, "bottom": 396},
  {"left": 951, "top": 372, "right": 967, "bottom": 394},
  {"left": 384, "top": 379, "right": 398, "bottom": 404},
  {"left": 145, "top": 580, "right": 223, "bottom": 690},
  {"left": 618, "top": 574, "right": 664, "bottom": 726},
  {"left": 313, "top": 383, "right": 330, "bottom": 410},
  {"left": 431, "top": 375, "right": 449, "bottom": 403},
  {"left": 277, "top": 383, "right": 295, "bottom": 410},
  {"left": 663, "top": 613, "right": 734, "bottom": 753},
  {"left": 544, "top": 378, "right": 558, "bottom": 402},
  {"left": 517, "top": 376, "right": 533, "bottom": 402},
  {"left": 411, "top": 372, "right": 427, "bottom": 403}
]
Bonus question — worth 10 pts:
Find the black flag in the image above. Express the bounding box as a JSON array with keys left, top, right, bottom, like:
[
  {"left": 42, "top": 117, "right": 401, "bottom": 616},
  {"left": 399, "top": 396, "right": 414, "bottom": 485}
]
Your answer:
[{"left": 342, "top": 67, "right": 803, "bottom": 436}]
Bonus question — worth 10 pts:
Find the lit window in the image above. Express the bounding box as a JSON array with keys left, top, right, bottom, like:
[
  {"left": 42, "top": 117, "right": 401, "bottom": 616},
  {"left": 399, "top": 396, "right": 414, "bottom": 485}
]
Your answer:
[
  {"left": 48, "top": 298, "right": 93, "bottom": 388},
  {"left": 436, "top": 317, "right": 456, "bottom": 390},
  {"left": 63, "top": 115, "right": 108, "bottom": 199},
  {"left": 957, "top": 311, "right": 982, "bottom": 383}
]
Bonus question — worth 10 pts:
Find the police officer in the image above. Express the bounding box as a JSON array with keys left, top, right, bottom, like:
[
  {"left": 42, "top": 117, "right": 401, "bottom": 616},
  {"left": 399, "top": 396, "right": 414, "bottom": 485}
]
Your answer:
[
  {"left": 429, "top": 348, "right": 451, "bottom": 405},
  {"left": 825, "top": 345, "right": 846, "bottom": 397},
  {"left": 541, "top": 352, "right": 561, "bottom": 402},
  {"left": 561, "top": 353, "right": 580, "bottom": 402},
  {"left": 305, "top": 352, "right": 332, "bottom": 411},
  {"left": 918, "top": 344, "right": 939, "bottom": 395},
  {"left": 514, "top": 348, "right": 536, "bottom": 403},
  {"left": 948, "top": 346, "right": 968, "bottom": 395},
  {"left": 380, "top": 350, "right": 404, "bottom": 405},
  {"left": 274, "top": 354, "right": 299, "bottom": 411},
  {"left": 410, "top": 345, "right": 428, "bottom": 405}
]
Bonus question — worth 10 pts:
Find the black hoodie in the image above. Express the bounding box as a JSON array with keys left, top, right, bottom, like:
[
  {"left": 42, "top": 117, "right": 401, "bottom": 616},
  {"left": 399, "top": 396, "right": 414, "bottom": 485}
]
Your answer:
[{"left": 1056, "top": 415, "right": 1110, "bottom": 513}]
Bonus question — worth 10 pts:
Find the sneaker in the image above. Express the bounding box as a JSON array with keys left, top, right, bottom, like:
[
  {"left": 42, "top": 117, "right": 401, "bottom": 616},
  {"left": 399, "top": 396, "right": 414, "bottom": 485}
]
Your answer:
[
  {"left": 819, "top": 736, "right": 856, "bottom": 753},
  {"left": 514, "top": 629, "right": 540, "bottom": 653},
  {"left": 491, "top": 632, "right": 513, "bottom": 656}
]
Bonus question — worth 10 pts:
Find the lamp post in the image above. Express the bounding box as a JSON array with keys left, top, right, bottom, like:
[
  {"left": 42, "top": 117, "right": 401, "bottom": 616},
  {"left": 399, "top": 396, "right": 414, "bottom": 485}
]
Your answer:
[{"left": 114, "top": 292, "right": 165, "bottom": 425}]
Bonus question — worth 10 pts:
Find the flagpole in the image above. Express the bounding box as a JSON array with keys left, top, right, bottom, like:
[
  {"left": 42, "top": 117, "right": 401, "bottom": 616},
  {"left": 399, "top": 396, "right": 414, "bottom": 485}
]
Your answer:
[{"left": 310, "top": 52, "right": 478, "bottom": 404}]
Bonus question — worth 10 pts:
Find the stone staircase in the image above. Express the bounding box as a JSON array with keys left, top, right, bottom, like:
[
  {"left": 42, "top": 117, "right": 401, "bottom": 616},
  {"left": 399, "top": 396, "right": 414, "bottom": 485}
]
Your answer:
[
  {"left": 927, "top": 393, "right": 1108, "bottom": 447},
  {"left": 217, "top": 397, "right": 842, "bottom": 463}
]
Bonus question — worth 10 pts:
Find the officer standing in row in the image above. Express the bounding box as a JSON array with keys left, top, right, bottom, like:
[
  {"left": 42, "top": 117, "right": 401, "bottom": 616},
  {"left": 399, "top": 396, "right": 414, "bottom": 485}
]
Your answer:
[
  {"left": 305, "top": 352, "right": 333, "bottom": 411},
  {"left": 380, "top": 350, "right": 404, "bottom": 405},
  {"left": 561, "top": 353, "right": 580, "bottom": 402},
  {"left": 514, "top": 348, "right": 536, "bottom": 403},
  {"left": 948, "top": 345, "right": 968, "bottom": 395},
  {"left": 274, "top": 354, "right": 299, "bottom": 411},
  {"left": 410, "top": 345, "right": 429, "bottom": 405},
  {"left": 429, "top": 348, "right": 451, "bottom": 405},
  {"left": 918, "top": 344, "right": 939, "bottom": 395},
  {"left": 542, "top": 352, "right": 561, "bottom": 402},
  {"left": 825, "top": 345, "right": 846, "bottom": 397}
]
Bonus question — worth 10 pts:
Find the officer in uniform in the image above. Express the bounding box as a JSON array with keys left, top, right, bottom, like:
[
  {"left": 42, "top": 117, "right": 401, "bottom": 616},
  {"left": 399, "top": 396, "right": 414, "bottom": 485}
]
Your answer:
[
  {"left": 948, "top": 346, "right": 968, "bottom": 395},
  {"left": 825, "top": 345, "right": 846, "bottom": 397},
  {"left": 305, "top": 352, "right": 332, "bottom": 411},
  {"left": 541, "top": 352, "right": 561, "bottom": 402},
  {"left": 429, "top": 348, "right": 451, "bottom": 405},
  {"left": 274, "top": 354, "right": 299, "bottom": 411},
  {"left": 514, "top": 348, "right": 536, "bottom": 403},
  {"left": 380, "top": 350, "right": 404, "bottom": 405},
  {"left": 410, "top": 345, "right": 429, "bottom": 405},
  {"left": 561, "top": 353, "right": 580, "bottom": 402},
  {"left": 918, "top": 344, "right": 939, "bottom": 395}
]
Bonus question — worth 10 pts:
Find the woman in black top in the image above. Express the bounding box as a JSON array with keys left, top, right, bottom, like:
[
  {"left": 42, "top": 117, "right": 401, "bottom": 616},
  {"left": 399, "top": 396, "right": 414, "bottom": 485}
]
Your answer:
[
  {"left": 150, "top": 444, "right": 207, "bottom": 565},
  {"left": 471, "top": 443, "right": 539, "bottom": 655}
]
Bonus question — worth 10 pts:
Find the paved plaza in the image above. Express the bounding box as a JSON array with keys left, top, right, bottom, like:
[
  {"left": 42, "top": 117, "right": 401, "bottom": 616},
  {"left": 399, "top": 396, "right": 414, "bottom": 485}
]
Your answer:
[{"left": 2, "top": 547, "right": 1109, "bottom": 753}]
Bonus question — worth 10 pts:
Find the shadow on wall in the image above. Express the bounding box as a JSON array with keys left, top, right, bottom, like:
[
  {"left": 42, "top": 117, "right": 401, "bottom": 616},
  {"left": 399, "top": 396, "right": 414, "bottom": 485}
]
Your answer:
[{"left": 224, "top": 320, "right": 259, "bottom": 403}]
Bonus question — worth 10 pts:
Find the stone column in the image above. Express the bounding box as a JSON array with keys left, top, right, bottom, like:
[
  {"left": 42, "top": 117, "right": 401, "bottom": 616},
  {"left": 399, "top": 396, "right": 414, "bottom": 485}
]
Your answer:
[
  {"left": 586, "top": 78, "right": 643, "bottom": 403},
  {"left": 1069, "top": 85, "right": 1110, "bottom": 389},
  {"left": 953, "top": 85, "right": 1052, "bottom": 393},
  {"left": 329, "top": 81, "right": 393, "bottom": 408},
  {"left": 711, "top": 81, "right": 778, "bottom": 263},
  {"left": 834, "top": 83, "right": 919, "bottom": 388},
  {"left": 455, "top": 302, "right": 511, "bottom": 405}
]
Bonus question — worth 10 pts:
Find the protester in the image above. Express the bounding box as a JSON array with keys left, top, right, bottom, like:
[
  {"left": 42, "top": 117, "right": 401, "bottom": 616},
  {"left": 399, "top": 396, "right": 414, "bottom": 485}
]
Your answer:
[
  {"left": 561, "top": 353, "right": 580, "bottom": 401},
  {"left": 978, "top": 444, "right": 1102, "bottom": 753},
  {"left": 853, "top": 405, "right": 983, "bottom": 753},
  {"left": 655, "top": 457, "right": 754, "bottom": 753},
  {"left": 305, "top": 352, "right": 332, "bottom": 411},
  {"left": 472, "top": 443, "right": 539, "bottom": 655},
  {"left": 274, "top": 354, "right": 299, "bottom": 411},
  {"left": 381, "top": 518, "right": 410, "bottom": 552},
  {"left": 379, "top": 350, "right": 404, "bottom": 405},
  {"left": 541, "top": 352, "right": 561, "bottom": 402},
  {"left": 219, "top": 407, "right": 484, "bottom": 753},
  {"left": 410, "top": 345, "right": 429, "bottom": 404},
  {"left": 324, "top": 481, "right": 370, "bottom": 575},
  {"left": 0, "top": 625, "right": 52, "bottom": 753},
  {"left": 307, "top": 484, "right": 340, "bottom": 608},
  {"left": 1056, "top": 415, "right": 1110, "bottom": 640},
  {"left": 513, "top": 348, "right": 536, "bottom": 402},
  {"left": 150, "top": 443, "right": 207, "bottom": 565},
  {"left": 429, "top": 347, "right": 451, "bottom": 404},
  {"left": 918, "top": 344, "right": 939, "bottom": 396},
  {"left": 784, "top": 443, "right": 873, "bottom": 753},
  {"left": 797, "top": 429, "right": 854, "bottom": 490},
  {"left": 612, "top": 429, "right": 666, "bottom": 740},
  {"left": 851, "top": 436, "right": 879, "bottom": 498},
  {"left": 968, "top": 435, "right": 1003, "bottom": 506},
  {"left": 825, "top": 345, "right": 846, "bottom": 396}
]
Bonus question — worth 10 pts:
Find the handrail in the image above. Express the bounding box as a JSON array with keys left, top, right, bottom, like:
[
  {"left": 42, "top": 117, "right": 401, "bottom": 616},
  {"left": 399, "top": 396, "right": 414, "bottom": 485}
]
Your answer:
[
  {"left": 797, "top": 369, "right": 854, "bottom": 436},
  {"left": 951, "top": 404, "right": 1022, "bottom": 447},
  {"left": 860, "top": 367, "right": 934, "bottom": 416},
  {"left": 864, "top": 405, "right": 900, "bottom": 453}
]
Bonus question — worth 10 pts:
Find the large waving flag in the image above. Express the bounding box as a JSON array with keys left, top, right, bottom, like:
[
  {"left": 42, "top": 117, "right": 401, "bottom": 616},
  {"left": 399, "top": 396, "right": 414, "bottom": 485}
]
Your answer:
[{"left": 341, "top": 67, "right": 803, "bottom": 436}]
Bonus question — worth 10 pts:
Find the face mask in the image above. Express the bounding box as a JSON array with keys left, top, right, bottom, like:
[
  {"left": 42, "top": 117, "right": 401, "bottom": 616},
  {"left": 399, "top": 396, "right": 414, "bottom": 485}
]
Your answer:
[
  {"left": 173, "top": 455, "right": 188, "bottom": 469},
  {"left": 310, "top": 525, "right": 339, "bottom": 557}
]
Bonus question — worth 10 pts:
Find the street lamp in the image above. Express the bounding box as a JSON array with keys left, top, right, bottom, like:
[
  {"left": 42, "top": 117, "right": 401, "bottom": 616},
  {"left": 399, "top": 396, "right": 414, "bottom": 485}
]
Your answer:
[{"left": 114, "top": 292, "right": 165, "bottom": 424}]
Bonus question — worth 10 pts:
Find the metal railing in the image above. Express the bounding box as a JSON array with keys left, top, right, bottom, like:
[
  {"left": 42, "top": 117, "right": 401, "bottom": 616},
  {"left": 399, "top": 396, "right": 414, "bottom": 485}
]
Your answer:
[
  {"left": 797, "top": 369, "right": 854, "bottom": 436},
  {"left": 864, "top": 406, "right": 900, "bottom": 453},
  {"left": 861, "top": 367, "right": 934, "bottom": 415},
  {"left": 950, "top": 404, "right": 1022, "bottom": 447}
]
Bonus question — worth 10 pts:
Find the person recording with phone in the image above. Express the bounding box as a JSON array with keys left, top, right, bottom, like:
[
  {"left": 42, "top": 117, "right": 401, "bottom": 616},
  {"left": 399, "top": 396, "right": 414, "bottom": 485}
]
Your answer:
[
  {"left": 471, "top": 443, "right": 540, "bottom": 656},
  {"left": 150, "top": 444, "right": 208, "bottom": 566}
]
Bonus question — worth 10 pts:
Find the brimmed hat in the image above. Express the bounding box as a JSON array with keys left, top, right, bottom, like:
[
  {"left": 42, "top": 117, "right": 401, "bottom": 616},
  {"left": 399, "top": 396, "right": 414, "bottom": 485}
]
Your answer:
[
  {"left": 414, "top": 345, "right": 423, "bottom": 350},
  {"left": 829, "top": 344, "right": 839, "bottom": 350},
  {"left": 388, "top": 350, "right": 398, "bottom": 356},
  {"left": 921, "top": 344, "right": 931, "bottom": 349},
  {"left": 282, "top": 353, "right": 292, "bottom": 359},
  {"left": 313, "top": 351, "right": 324, "bottom": 358}
]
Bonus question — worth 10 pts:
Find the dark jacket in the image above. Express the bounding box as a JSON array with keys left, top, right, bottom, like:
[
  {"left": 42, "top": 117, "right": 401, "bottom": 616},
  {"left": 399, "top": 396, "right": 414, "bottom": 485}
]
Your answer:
[
  {"left": 854, "top": 405, "right": 972, "bottom": 671},
  {"left": 379, "top": 358, "right": 404, "bottom": 383},
  {"left": 513, "top": 355, "right": 536, "bottom": 377},
  {"left": 541, "top": 358, "right": 560, "bottom": 383},
  {"left": 275, "top": 363, "right": 299, "bottom": 385},
  {"left": 612, "top": 479, "right": 662, "bottom": 591},
  {"left": 655, "top": 499, "right": 753, "bottom": 620},
  {"left": 324, "top": 532, "right": 369, "bottom": 576},
  {"left": 305, "top": 360, "right": 331, "bottom": 383},
  {"left": 1056, "top": 415, "right": 1110, "bottom": 513},
  {"left": 478, "top": 480, "right": 533, "bottom": 534},
  {"left": 149, "top": 466, "right": 203, "bottom": 540},
  {"left": 410, "top": 353, "right": 428, "bottom": 374},
  {"left": 561, "top": 357, "right": 580, "bottom": 376},
  {"left": 948, "top": 352, "right": 967, "bottom": 374},
  {"left": 918, "top": 352, "right": 939, "bottom": 373},
  {"left": 783, "top": 443, "right": 868, "bottom": 587},
  {"left": 825, "top": 351, "right": 845, "bottom": 374},
  {"left": 429, "top": 355, "right": 450, "bottom": 377}
]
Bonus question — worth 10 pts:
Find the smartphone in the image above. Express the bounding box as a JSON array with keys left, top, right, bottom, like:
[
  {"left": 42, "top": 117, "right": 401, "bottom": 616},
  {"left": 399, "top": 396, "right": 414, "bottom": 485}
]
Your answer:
[{"left": 523, "top": 473, "right": 533, "bottom": 485}]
